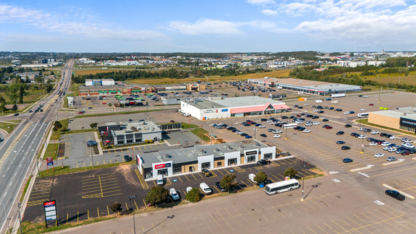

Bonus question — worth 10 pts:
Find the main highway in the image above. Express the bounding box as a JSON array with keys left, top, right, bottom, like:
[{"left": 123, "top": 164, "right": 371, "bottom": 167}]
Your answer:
[{"left": 0, "top": 60, "right": 73, "bottom": 233}]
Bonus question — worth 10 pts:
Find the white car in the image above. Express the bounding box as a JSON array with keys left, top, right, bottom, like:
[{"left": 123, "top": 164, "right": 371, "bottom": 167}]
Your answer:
[
  {"left": 313, "top": 109, "right": 319, "bottom": 112},
  {"left": 313, "top": 122, "right": 320, "bottom": 125},
  {"left": 295, "top": 121, "right": 304, "bottom": 124},
  {"left": 388, "top": 147, "right": 397, "bottom": 152},
  {"left": 389, "top": 136, "right": 397, "bottom": 140},
  {"left": 235, "top": 131, "right": 242, "bottom": 135},
  {"left": 402, "top": 143, "right": 415, "bottom": 148},
  {"left": 344, "top": 111, "right": 351, "bottom": 115},
  {"left": 404, "top": 139, "right": 414, "bottom": 143},
  {"left": 381, "top": 142, "right": 391, "bottom": 146},
  {"left": 371, "top": 131, "right": 379, "bottom": 135},
  {"left": 369, "top": 141, "right": 378, "bottom": 146},
  {"left": 363, "top": 95, "right": 369, "bottom": 98},
  {"left": 358, "top": 135, "right": 367, "bottom": 139},
  {"left": 383, "top": 146, "right": 390, "bottom": 151},
  {"left": 386, "top": 157, "right": 397, "bottom": 162},
  {"left": 273, "top": 130, "right": 282, "bottom": 134},
  {"left": 303, "top": 129, "right": 311, "bottom": 133},
  {"left": 304, "top": 104, "right": 309, "bottom": 106},
  {"left": 273, "top": 135, "right": 281, "bottom": 138},
  {"left": 359, "top": 127, "right": 365, "bottom": 131},
  {"left": 305, "top": 123, "right": 312, "bottom": 126},
  {"left": 186, "top": 187, "right": 193, "bottom": 193},
  {"left": 259, "top": 125, "right": 266, "bottom": 128},
  {"left": 169, "top": 188, "right": 180, "bottom": 201},
  {"left": 360, "top": 108, "right": 366, "bottom": 111},
  {"left": 374, "top": 153, "right": 385, "bottom": 158}
]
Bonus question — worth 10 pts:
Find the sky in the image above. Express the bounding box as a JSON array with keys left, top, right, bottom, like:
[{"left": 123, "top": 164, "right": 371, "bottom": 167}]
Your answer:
[{"left": 1, "top": 0, "right": 416, "bottom": 53}]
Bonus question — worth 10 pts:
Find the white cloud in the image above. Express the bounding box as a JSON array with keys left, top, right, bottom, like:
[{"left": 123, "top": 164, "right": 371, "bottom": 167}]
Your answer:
[
  {"left": 246, "top": 0, "right": 276, "bottom": 5},
  {"left": 167, "top": 19, "right": 243, "bottom": 35},
  {"left": 0, "top": 4, "right": 166, "bottom": 41},
  {"left": 261, "top": 9, "right": 278, "bottom": 15},
  {"left": 166, "top": 19, "right": 289, "bottom": 35}
]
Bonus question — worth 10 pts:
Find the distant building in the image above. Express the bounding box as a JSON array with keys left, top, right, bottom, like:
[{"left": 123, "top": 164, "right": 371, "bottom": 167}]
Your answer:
[
  {"left": 216, "top": 65, "right": 230, "bottom": 69},
  {"left": 11, "top": 60, "right": 21, "bottom": 65},
  {"left": 21, "top": 64, "right": 50, "bottom": 68},
  {"left": 85, "top": 79, "right": 115, "bottom": 86},
  {"left": 67, "top": 96, "right": 74, "bottom": 107},
  {"left": 14, "top": 72, "right": 40, "bottom": 81}
]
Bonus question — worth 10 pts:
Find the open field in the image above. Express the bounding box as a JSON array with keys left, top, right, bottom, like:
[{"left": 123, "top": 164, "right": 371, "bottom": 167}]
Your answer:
[
  {"left": 129, "top": 69, "right": 292, "bottom": 84},
  {"left": 365, "top": 74, "right": 416, "bottom": 86}
]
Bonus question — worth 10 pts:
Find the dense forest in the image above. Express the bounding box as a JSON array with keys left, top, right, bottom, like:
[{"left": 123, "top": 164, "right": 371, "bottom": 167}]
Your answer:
[
  {"left": 73, "top": 67, "right": 267, "bottom": 83},
  {"left": 385, "top": 57, "right": 416, "bottom": 67}
]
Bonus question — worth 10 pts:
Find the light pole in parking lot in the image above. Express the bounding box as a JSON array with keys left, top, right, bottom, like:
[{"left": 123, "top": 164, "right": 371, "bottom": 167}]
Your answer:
[
  {"left": 253, "top": 127, "right": 257, "bottom": 139},
  {"left": 128, "top": 195, "right": 137, "bottom": 234},
  {"left": 360, "top": 109, "right": 365, "bottom": 153}
]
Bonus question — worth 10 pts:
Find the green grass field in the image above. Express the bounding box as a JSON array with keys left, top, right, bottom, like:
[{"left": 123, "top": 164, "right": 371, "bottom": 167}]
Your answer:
[{"left": 0, "top": 120, "right": 21, "bottom": 133}]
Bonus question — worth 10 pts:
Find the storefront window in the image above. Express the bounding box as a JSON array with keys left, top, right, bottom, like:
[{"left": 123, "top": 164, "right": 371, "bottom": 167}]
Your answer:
[
  {"left": 117, "top": 140, "right": 124, "bottom": 145},
  {"left": 264, "top": 153, "right": 273, "bottom": 159},
  {"left": 228, "top": 158, "right": 237, "bottom": 166},
  {"left": 201, "top": 162, "right": 211, "bottom": 169},
  {"left": 173, "top": 164, "right": 181, "bottom": 175},
  {"left": 158, "top": 169, "right": 168, "bottom": 176},
  {"left": 217, "top": 162, "right": 222, "bottom": 167},
  {"left": 144, "top": 168, "right": 152, "bottom": 179},
  {"left": 247, "top": 155, "right": 256, "bottom": 163}
]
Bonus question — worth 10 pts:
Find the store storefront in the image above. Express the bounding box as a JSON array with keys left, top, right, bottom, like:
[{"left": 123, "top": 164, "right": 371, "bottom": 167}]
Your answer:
[
  {"left": 400, "top": 117, "right": 416, "bottom": 133},
  {"left": 244, "top": 149, "right": 259, "bottom": 163},
  {"left": 224, "top": 151, "right": 240, "bottom": 167},
  {"left": 151, "top": 161, "right": 173, "bottom": 179}
]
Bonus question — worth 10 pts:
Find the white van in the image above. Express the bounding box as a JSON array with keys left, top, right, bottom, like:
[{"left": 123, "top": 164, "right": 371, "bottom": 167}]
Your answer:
[
  {"left": 248, "top": 174, "right": 257, "bottom": 184},
  {"left": 157, "top": 175, "right": 164, "bottom": 185},
  {"left": 315, "top": 100, "right": 322, "bottom": 103},
  {"left": 200, "top": 183, "right": 212, "bottom": 194}
]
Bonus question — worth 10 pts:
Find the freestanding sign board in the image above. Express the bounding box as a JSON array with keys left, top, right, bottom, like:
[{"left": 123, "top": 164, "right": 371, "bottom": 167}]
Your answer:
[
  {"left": 44, "top": 200, "right": 57, "bottom": 227},
  {"left": 47, "top": 157, "right": 53, "bottom": 166}
]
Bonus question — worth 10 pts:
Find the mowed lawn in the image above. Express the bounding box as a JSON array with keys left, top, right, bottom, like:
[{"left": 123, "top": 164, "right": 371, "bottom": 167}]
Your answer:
[{"left": 364, "top": 74, "right": 416, "bottom": 86}]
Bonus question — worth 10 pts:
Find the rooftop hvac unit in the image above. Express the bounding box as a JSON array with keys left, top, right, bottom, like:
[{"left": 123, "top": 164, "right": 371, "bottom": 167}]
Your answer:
[
  {"left": 164, "top": 153, "right": 170, "bottom": 159},
  {"left": 219, "top": 152, "right": 224, "bottom": 156},
  {"left": 215, "top": 148, "right": 220, "bottom": 152},
  {"left": 255, "top": 142, "right": 261, "bottom": 146}
]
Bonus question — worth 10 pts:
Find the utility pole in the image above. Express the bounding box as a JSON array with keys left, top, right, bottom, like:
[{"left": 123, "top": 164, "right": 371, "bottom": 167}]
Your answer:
[
  {"left": 18, "top": 203, "right": 22, "bottom": 234},
  {"left": 301, "top": 177, "right": 304, "bottom": 201},
  {"left": 128, "top": 195, "right": 137, "bottom": 234}
]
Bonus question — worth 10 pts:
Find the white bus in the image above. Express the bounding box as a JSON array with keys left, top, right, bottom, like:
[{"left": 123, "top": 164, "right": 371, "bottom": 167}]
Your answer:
[
  {"left": 283, "top": 123, "right": 298, "bottom": 129},
  {"left": 264, "top": 179, "right": 300, "bottom": 195},
  {"left": 358, "top": 113, "right": 369, "bottom": 118}
]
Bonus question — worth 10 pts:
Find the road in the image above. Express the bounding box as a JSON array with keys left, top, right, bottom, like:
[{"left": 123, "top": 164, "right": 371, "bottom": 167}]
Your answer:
[{"left": 0, "top": 60, "right": 74, "bottom": 233}]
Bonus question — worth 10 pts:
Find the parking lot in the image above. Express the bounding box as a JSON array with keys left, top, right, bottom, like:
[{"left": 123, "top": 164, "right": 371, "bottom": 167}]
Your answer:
[{"left": 24, "top": 156, "right": 316, "bottom": 224}]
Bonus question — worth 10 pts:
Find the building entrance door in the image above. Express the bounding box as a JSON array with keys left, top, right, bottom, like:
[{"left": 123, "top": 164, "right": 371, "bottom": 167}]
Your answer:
[
  {"left": 201, "top": 162, "right": 211, "bottom": 169},
  {"left": 157, "top": 169, "right": 168, "bottom": 176}
]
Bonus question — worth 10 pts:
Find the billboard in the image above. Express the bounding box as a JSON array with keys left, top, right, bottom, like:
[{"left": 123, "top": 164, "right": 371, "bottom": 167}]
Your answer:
[{"left": 46, "top": 157, "right": 53, "bottom": 166}]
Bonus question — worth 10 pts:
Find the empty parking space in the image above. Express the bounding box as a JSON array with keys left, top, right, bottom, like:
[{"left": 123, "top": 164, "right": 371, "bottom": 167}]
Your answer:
[{"left": 27, "top": 178, "right": 52, "bottom": 207}]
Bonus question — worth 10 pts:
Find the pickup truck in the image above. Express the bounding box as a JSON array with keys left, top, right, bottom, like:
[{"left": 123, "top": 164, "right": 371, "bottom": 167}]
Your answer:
[{"left": 385, "top": 190, "right": 405, "bottom": 201}]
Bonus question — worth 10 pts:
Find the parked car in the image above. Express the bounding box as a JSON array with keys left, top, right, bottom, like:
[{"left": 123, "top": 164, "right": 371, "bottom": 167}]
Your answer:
[
  {"left": 260, "top": 134, "right": 267, "bottom": 137},
  {"left": 215, "top": 182, "right": 226, "bottom": 192},
  {"left": 385, "top": 190, "right": 405, "bottom": 201},
  {"left": 336, "top": 131, "right": 344, "bottom": 135},
  {"left": 374, "top": 153, "right": 385, "bottom": 158},
  {"left": 124, "top": 155, "right": 132, "bottom": 162},
  {"left": 87, "top": 141, "right": 98, "bottom": 147},
  {"left": 303, "top": 129, "right": 311, "bottom": 133},
  {"left": 273, "top": 135, "right": 281, "bottom": 138},
  {"left": 345, "top": 124, "right": 352, "bottom": 128},
  {"left": 341, "top": 146, "right": 351, "bottom": 150},
  {"left": 257, "top": 159, "right": 271, "bottom": 165},
  {"left": 200, "top": 183, "right": 212, "bottom": 194},
  {"left": 343, "top": 158, "right": 353, "bottom": 163},
  {"left": 201, "top": 168, "right": 212, "bottom": 177},
  {"left": 369, "top": 142, "right": 378, "bottom": 146},
  {"left": 336, "top": 141, "right": 345, "bottom": 144},
  {"left": 169, "top": 188, "right": 180, "bottom": 201},
  {"left": 386, "top": 157, "right": 397, "bottom": 162}
]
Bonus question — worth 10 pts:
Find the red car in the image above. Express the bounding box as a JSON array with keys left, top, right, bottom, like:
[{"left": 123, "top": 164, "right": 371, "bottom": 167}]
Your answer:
[
  {"left": 325, "top": 126, "right": 333, "bottom": 129},
  {"left": 296, "top": 115, "right": 301, "bottom": 117},
  {"left": 369, "top": 104, "right": 374, "bottom": 106},
  {"left": 170, "top": 120, "right": 175, "bottom": 123},
  {"left": 102, "top": 102, "right": 107, "bottom": 104},
  {"left": 401, "top": 151, "right": 410, "bottom": 156}
]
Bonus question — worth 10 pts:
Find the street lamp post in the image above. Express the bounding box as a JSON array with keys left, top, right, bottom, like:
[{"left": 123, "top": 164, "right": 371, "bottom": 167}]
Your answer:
[
  {"left": 360, "top": 109, "right": 365, "bottom": 153},
  {"left": 128, "top": 195, "right": 137, "bottom": 234},
  {"left": 301, "top": 177, "right": 304, "bottom": 201}
]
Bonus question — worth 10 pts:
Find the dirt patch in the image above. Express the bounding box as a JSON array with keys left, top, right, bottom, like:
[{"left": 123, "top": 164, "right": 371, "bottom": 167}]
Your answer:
[
  {"left": 115, "top": 164, "right": 141, "bottom": 187},
  {"left": 309, "top": 168, "right": 326, "bottom": 176}
]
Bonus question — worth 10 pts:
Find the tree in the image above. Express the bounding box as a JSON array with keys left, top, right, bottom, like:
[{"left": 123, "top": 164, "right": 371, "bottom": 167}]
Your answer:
[
  {"left": 110, "top": 202, "right": 122, "bottom": 216},
  {"left": 220, "top": 173, "right": 238, "bottom": 194},
  {"left": 6, "top": 83, "right": 20, "bottom": 104},
  {"left": 145, "top": 186, "right": 169, "bottom": 206},
  {"left": 108, "top": 103, "right": 112, "bottom": 107},
  {"left": 90, "top": 123, "right": 98, "bottom": 128},
  {"left": 53, "top": 121, "right": 62, "bottom": 131},
  {"left": 284, "top": 167, "right": 298, "bottom": 179},
  {"left": 0, "top": 95, "right": 6, "bottom": 111},
  {"left": 11, "top": 104, "right": 18, "bottom": 111},
  {"left": 254, "top": 171, "right": 268, "bottom": 185},
  {"left": 186, "top": 188, "right": 201, "bottom": 203}
]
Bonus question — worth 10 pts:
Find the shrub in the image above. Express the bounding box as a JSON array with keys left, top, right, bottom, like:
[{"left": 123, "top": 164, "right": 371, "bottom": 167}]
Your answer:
[
  {"left": 145, "top": 186, "right": 169, "bottom": 206},
  {"left": 186, "top": 188, "right": 201, "bottom": 202},
  {"left": 149, "top": 139, "right": 154, "bottom": 143},
  {"left": 284, "top": 167, "right": 298, "bottom": 178},
  {"left": 110, "top": 202, "right": 122, "bottom": 216},
  {"left": 254, "top": 171, "right": 268, "bottom": 184},
  {"left": 144, "top": 139, "right": 149, "bottom": 143}
]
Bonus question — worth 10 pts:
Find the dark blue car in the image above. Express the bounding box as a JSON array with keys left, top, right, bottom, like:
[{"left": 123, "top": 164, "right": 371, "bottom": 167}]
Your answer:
[
  {"left": 245, "top": 135, "right": 252, "bottom": 139},
  {"left": 343, "top": 158, "right": 353, "bottom": 163}
]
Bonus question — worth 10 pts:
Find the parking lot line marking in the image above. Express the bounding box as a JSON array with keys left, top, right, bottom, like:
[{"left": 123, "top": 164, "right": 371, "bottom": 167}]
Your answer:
[
  {"left": 88, "top": 209, "right": 89, "bottom": 220},
  {"left": 197, "top": 173, "right": 204, "bottom": 179},
  {"left": 254, "top": 166, "right": 263, "bottom": 170},
  {"left": 183, "top": 175, "right": 190, "bottom": 181},
  {"left": 90, "top": 162, "right": 92, "bottom": 166},
  {"left": 199, "top": 188, "right": 205, "bottom": 194},
  {"left": 98, "top": 175, "right": 104, "bottom": 197},
  {"left": 370, "top": 210, "right": 408, "bottom": 232},
  {"left": 315, "top": 225, "right": 325, "bottom": 233},
  {"left": 210, "top": 170, "right": 218, "bottom": 177},
  {"left": 240, "top": 180, "right": 248, "bottom": 188},
  {"left": 191, "top": 173, "right": 198, "bottom": 180},
  {"left": 125, "top": 202, "right": 129, "bottom": 211},
  {"left": 110, "top": 160, "right": 112, "bottom": 164},
  {"left": 134, "top": 201, "right": 138, "bottom": 210},
  {"left": 216, "top": 170, "right": 224, "bottom": 175},
  {"left": 97, "top": 208, "right": 100, "bottom": 218},
  {"left": 165, "top": 178, "right": 172, "bottom": 186},
  {"left": 76, "top": 163, "right": 78, "bottom": 168},
  {"left": 247, "top": 179, "right": 256, "bottom": 186},
  {"left": 83, "top": 162, "right": 85, "bottom": 167},
  {"left": 306, "top": 226, "right": 317, "bottom": 234},
  {"left": 107, "top": 206, "right": 109, "bottom": 216},
  {"left": 77, "top": 211, "right": 79, "bottom": 222},
  {"left": 323, "top": 222, "right": 339, "bottom": 234},
  {"left": 152, "top": 180, "right": 156, "bottom": 186},
  {"left": 269, "top": 178, "right": 276, "bottom": 182},
  {"left": 382, "top": 184, "right": 415, "bottom": 199},
  {"left": 176, "top": 176, "right": 183, "bottom": 183},
  {"left": 143, "top": 199, "right": 147, "bottom": 208},
  {"left": 213, "top": 186, "right": 220, "bottom": 193},
  {"left": 297, "top": 171, "right": 307, "bottom": 177}
]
